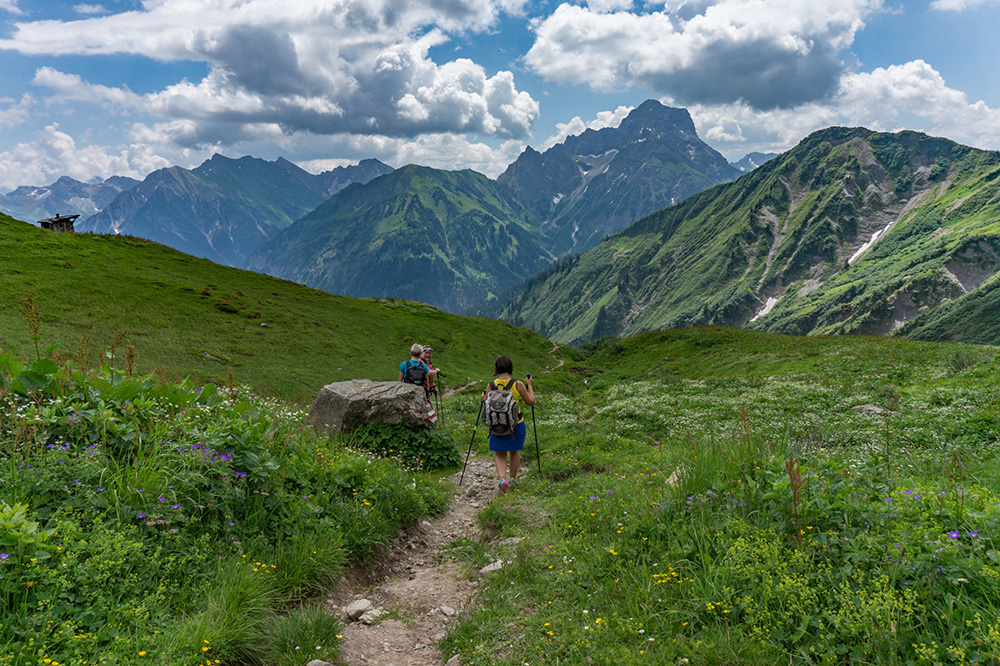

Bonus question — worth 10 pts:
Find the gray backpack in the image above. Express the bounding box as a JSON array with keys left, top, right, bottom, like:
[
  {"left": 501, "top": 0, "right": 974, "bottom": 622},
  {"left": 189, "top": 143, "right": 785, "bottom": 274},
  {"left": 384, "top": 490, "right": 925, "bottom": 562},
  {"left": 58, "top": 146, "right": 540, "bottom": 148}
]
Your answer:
[{"left": 481, "top": 378, "right": 521, "bottom": 436}]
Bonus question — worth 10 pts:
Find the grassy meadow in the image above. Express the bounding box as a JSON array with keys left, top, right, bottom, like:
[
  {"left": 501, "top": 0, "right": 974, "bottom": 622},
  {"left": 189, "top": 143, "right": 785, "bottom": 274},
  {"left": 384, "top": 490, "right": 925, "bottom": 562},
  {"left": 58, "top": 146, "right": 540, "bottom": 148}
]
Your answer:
[
  {"left": 442, "top": 328, "right": 1000, "bottom": 665},
  {"left": 0, "top": 214, "right": 558, "bottom": 401},
  {"left": 4, "top": 214, "right": 1000, "bottom": 665}
]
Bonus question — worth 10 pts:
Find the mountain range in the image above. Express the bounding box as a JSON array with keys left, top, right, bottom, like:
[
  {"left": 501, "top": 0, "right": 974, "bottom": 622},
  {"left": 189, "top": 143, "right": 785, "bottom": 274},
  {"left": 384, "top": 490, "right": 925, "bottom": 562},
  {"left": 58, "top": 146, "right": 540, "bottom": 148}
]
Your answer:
[
  {"left": 493, "top": 126, "right": 1000, "bottom": 346},
  {"left": 247, "top": 165, "right": 555, "bottom": 313},
  {"left": 9, "top": 99, "right": 999, "bottom": 347},
  {"left": 246, "top": 101, "right": 742, "bottom": 312},
  {"left": 0, "top": 175, "right": 139, "bottom": 223},
  {"left": 76, "top": 156, "right": 393, "bottom": 266}
]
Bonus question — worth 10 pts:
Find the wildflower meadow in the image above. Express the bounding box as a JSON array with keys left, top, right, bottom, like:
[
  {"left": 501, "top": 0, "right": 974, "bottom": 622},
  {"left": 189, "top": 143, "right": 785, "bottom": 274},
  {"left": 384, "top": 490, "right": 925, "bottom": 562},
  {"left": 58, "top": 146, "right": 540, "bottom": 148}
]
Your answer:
[
  {"left": 4, "top": 324, "right": 1000, "bottom": 665},
  {"left": 441, "top": 330, "right": 1000, "bottom": 665},
  {"left": 0, "top": 344, "right": 452, "bottom": 665}
]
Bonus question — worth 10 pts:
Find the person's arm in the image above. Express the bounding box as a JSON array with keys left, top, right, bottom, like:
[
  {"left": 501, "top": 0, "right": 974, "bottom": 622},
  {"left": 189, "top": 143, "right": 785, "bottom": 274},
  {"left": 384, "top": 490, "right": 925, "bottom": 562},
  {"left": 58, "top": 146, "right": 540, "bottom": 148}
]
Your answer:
[
  {"left": 398, "top": 371, "right": 405, "bottom": 381},
  {"left": 518, "top": 378, "right": 536, "bottom": 406}
]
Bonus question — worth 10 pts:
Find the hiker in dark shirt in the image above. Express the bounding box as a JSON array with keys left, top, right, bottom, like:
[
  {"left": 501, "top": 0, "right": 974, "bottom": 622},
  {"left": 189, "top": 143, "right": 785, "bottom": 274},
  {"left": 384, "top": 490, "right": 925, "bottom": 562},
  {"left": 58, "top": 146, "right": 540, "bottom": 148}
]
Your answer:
[{"left": 480, "top": 355, "right": 535, "bottom": 495}]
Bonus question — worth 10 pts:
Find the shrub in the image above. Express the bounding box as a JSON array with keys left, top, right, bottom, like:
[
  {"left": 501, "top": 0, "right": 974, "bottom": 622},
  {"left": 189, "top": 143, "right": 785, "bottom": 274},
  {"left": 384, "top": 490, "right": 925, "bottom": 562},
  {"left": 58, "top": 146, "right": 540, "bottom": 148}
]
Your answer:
[{"left": 344, "top": 422, "right": 460, "bottom": 470}]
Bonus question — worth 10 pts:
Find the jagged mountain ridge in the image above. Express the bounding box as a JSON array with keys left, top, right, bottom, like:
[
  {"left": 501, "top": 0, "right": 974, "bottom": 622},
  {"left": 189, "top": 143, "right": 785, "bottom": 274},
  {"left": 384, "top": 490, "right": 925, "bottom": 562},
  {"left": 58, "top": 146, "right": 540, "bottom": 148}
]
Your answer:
[
  {"left": 497, "top": 100, "right": 741, "bottom": 256},
  {"left": 0, "top": 175, "right": 139, "bottom": 223},
  {"left": 246, "top": 100, "right": 741, "bottom": 313},
  {"left": 79, "top": 156, "right": 393, "bottom": 267},
  {"left": 493, "top": 127, "right": 1000, "bottom": 345},
  {"left": 247, "top": 165, "right": 555, "bottom": 313}
]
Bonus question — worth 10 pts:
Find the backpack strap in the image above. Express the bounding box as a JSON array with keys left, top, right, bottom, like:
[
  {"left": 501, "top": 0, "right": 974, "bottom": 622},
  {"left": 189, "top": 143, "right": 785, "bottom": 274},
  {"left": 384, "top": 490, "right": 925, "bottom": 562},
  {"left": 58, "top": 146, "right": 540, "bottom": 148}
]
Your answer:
[{"left": 495, "top": 377, "right": 515, "bottom": 391}]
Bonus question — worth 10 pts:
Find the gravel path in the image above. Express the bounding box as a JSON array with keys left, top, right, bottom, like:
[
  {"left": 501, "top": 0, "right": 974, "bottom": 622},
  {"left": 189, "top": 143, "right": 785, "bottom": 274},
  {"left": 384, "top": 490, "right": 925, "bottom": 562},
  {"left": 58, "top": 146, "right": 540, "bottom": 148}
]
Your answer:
[{"left": 324, "top": 456, "right": 503, "bottom": 666}]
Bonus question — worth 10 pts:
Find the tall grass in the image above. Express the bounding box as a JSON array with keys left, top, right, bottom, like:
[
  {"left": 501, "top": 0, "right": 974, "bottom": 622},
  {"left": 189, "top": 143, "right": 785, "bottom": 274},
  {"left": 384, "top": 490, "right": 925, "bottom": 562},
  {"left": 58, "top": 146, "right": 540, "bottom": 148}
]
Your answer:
[{"left": 441, "top": 334, "right": 1000, "bottom": 665}]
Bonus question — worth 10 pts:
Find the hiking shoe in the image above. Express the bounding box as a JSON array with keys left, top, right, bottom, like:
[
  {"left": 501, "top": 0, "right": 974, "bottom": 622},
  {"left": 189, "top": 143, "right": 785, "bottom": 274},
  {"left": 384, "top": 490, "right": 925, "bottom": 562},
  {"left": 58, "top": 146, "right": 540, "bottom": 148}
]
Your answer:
[
  {"left": 508, "top": 479, "right": 518, "bottom": 492},
  {"left": 499, "top": 478, "right": 509, "bottom": 495}
]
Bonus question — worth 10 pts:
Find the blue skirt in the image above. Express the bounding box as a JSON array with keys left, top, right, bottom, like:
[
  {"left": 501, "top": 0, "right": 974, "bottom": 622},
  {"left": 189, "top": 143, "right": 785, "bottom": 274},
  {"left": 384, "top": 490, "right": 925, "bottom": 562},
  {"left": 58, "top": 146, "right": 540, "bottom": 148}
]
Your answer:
[{"left": 489, "top": 421, "right": 526, "bottom": 452}]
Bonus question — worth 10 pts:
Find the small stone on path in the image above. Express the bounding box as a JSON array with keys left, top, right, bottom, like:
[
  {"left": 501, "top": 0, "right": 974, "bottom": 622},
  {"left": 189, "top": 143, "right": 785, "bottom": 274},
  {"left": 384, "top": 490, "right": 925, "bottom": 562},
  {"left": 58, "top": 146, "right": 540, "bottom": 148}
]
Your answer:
[{"left": 345, "top": 599, "right": 373, "bottom": 619}]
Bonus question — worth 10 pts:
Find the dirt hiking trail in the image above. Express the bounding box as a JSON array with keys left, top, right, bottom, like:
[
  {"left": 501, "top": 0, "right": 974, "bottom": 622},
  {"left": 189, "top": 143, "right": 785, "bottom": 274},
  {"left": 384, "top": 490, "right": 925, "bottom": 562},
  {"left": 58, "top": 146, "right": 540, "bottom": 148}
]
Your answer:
[
  {"left": 325, "top": 345, "right": 563, "bottom": 665},
  {"left": 324, "top": 456, "right": 510, "bottom": 666}
]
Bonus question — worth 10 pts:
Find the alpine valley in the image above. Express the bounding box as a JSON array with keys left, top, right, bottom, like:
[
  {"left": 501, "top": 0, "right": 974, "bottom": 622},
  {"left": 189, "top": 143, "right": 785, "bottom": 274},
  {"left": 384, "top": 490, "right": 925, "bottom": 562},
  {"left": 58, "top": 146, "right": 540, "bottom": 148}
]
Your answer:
[
  {"left": 246, "top": 100, "right": 743, "bottom": 311},
  {"left": 494, "top": 126, "right": 1000, "bottom": 346}
]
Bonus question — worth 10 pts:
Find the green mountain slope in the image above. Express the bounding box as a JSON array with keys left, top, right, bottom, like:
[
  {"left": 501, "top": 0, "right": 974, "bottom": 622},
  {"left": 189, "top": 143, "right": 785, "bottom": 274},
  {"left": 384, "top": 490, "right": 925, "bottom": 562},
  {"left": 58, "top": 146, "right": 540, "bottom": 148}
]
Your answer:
[
  {"left": 496, "top": 127, "right": 1000, "bottom": 345},
  {"left": 247, "top": 165, "right": 555, "bottom": 313},
  {"left": 0, "top": 214, "right": 559, "bottom": 399}
]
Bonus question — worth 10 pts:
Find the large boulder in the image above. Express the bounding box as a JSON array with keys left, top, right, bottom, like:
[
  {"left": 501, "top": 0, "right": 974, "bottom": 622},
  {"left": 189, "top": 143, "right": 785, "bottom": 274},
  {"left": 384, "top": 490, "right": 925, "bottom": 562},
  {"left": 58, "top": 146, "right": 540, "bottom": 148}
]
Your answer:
[{"left": 309, "top": 380, "right": 434, "bottom": 436}]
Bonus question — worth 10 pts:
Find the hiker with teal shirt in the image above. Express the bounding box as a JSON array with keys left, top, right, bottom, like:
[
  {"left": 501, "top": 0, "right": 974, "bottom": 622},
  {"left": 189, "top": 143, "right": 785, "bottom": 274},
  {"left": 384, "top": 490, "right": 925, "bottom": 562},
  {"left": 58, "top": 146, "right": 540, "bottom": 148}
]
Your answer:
[
  {"left": 398, "top": 343, "right": 431, "bottom": 396},
  {"left": 480, "top": 355, "right": 535, "bottom": 495}
]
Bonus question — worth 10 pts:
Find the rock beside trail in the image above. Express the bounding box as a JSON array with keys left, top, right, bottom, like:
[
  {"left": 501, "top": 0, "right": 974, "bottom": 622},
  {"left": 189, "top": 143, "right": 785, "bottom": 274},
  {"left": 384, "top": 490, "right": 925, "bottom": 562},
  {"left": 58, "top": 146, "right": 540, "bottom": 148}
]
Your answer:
[{"left": 310, "top": 380, "right": 435, "bottom": 436}]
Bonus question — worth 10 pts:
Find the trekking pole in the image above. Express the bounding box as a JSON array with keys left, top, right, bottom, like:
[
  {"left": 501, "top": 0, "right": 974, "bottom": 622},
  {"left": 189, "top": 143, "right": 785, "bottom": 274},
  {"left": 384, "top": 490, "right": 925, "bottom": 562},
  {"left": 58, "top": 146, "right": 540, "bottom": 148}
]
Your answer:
[
  {"left": 531, "top": 405, "right": 541, "bottom": 476},
  {"left": 435, "top": 379, "right": 444, "bottom": 426},
  {"left": 528, "top": 373, "right": 541, "bottom": 476},
  {"left": 460, "top": 402, "right": 482, "bottom": 486}
]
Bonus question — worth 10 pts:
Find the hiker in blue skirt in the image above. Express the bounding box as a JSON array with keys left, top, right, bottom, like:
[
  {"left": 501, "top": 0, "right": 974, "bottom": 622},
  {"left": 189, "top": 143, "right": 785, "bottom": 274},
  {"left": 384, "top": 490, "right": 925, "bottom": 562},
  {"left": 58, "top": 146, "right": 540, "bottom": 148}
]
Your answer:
[{"left": 480, "top": 355, "right": 535, "bottom": 495}]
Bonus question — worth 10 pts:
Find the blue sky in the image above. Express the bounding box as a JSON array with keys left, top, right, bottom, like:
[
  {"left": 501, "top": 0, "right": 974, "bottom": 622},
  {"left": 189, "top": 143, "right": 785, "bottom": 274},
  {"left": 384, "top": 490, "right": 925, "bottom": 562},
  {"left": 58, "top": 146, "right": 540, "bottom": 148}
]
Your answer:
[{"left": 1, "top": 0, "right": 999, "bottom": 191}]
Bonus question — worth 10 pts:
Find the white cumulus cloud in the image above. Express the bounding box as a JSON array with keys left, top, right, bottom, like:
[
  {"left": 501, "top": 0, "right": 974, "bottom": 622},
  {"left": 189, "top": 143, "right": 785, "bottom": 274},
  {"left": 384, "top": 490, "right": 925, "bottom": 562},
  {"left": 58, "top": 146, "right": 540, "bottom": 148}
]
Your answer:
[
  {"left": 687, "top": 59, "right": 1000, "bottom": 160},
  {"left": 0, "top": 124, "right": 172, "bottom": 191},
  {"left": 542, "top": 105, "right": 634, "bottom": 149},
  {"left": 0, "top": 0, "right": 539, "bottom": 148},
  {"left": 930, "top": 0, "right": 1000, "bottom": 10},
  {"left": 526, "top": 0, "right": 885, "bottom": 110},
  {"left": 0, "top": 93, "right": 34, "bottom": 129},
  {"left": 73, "top": 4, "right": 108, "bottom": 15}
]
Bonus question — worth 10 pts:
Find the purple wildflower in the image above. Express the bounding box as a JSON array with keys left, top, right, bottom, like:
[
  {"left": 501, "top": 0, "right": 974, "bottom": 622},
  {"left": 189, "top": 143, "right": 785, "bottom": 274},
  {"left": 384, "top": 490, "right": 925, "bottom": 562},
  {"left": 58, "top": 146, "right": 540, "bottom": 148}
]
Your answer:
[
  {"left": 137, "top": 513, "right": 148, "bottom": 519},
  {"left": 969, "top": 531, "right": 979, "bottom": 537},
  {"left": 948, "top": 530, "right": 960, "bottom": 539}
]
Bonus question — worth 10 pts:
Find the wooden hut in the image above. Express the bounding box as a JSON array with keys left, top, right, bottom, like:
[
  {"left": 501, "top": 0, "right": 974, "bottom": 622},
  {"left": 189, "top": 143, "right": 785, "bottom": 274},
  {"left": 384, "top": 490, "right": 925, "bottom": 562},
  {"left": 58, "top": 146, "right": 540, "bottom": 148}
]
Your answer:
[{"left": 38, "top": 214, "right": 80, "bottom": 233}]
